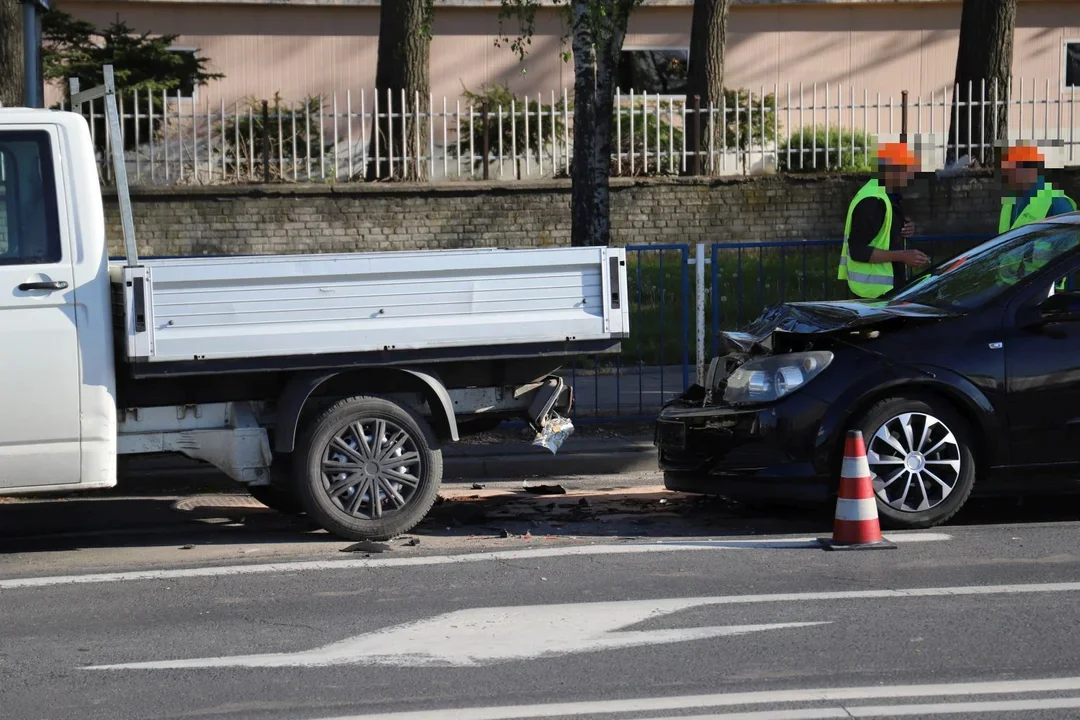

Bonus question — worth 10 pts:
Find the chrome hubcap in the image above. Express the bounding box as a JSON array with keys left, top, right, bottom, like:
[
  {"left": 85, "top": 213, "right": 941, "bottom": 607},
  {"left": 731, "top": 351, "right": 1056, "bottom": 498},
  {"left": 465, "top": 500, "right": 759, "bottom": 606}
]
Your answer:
[
  {"left": 320, "top": 419, "right": 422, "bottom": 519},
  {"left": 868, "top": 412, "right": 962, "bottom": 513}
]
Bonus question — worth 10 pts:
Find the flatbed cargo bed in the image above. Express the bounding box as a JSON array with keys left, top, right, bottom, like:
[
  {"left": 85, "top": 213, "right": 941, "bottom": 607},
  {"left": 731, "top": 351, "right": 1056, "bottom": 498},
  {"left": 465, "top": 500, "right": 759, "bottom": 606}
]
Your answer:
[{"left": 111, "top": 246, "right": 629, "bottom": 376}]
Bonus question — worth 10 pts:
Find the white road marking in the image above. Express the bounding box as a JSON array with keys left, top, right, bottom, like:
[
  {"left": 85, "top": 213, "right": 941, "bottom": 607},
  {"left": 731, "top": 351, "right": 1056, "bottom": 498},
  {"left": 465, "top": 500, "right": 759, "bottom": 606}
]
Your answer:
[
  {"left": 304, "top": 677, "right": 1080, "bottom": 720},
  {"left": 0, "top": 533, "right": 950, "bottom": 590},
  {"left": 87, "top": 578, "right": 1080, "bottom": 670},
  {"left": 87, "top": 596, "right": 831, "bottom": 669},
  {"left": 648, "top": 698, "right": 1080, "bottom": 719}
]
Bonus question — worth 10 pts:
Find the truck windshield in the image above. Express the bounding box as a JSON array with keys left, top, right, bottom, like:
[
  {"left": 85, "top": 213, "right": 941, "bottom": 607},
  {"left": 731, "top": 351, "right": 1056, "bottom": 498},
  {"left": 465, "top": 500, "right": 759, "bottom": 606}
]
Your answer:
[{"left": 887, "top": 224, "right": 1080, "bottom": 310}]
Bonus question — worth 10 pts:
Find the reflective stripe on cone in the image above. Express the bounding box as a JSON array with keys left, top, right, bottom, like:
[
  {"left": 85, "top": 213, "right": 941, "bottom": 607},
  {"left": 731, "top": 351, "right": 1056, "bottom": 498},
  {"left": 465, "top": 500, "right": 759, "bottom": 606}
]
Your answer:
[{"left": 819, "top": 429, "right": 897, "bottom": 551}]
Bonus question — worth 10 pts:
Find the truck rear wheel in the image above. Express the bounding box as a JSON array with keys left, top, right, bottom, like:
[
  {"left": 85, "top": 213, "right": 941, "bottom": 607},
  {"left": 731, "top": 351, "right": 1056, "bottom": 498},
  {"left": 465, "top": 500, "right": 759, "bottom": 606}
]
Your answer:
[
  {"left": 248, "top": 454, "right": 306, "bottom": 516},
  {"left": 294, "top": 396, "right": 442, "bottom": 541}
]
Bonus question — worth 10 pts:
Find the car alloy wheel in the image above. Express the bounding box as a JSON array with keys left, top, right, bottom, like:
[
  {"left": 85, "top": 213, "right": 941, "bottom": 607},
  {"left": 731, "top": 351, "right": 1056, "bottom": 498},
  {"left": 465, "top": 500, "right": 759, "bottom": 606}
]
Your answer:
[
  {"left": 867, "top": 411, "right": 963, "bottom": 513},
  {"left": 320, "top": 418, "right": 423, "bottom": 520}
]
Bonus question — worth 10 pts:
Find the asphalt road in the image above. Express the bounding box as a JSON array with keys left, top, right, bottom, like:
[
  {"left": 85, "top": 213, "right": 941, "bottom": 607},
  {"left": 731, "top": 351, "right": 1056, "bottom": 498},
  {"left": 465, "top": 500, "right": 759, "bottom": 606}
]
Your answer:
[{"left": 3, "top": 472, "right": 1080, "bottom": 720}]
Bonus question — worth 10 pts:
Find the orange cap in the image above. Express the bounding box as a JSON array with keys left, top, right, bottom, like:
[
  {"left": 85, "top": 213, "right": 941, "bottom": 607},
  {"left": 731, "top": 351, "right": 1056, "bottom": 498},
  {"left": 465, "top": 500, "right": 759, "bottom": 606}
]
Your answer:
[
  {"left": 876, "top": 142, "right": 917, "bottom": 168},
  {"left": 1002, "top": 144, "right": 1044, "bottom": 165}
]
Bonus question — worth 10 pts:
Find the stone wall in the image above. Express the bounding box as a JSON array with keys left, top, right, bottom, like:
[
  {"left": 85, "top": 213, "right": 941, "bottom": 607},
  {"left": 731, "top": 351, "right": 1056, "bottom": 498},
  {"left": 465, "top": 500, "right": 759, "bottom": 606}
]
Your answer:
[{"left": 103, "top": 169, "right": 1080, "bottom": 258}]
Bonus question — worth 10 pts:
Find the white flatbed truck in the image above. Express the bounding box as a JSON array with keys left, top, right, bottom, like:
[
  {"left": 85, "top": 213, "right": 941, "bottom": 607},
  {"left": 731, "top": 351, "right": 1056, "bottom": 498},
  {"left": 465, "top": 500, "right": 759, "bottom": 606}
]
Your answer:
[{"left": 0, "top": 67, "right": 630, "bottom": 540}]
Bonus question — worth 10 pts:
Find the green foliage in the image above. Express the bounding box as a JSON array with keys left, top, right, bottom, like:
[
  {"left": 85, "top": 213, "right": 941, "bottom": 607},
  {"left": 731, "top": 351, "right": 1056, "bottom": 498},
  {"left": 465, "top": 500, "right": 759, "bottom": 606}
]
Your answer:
[
  {"left": 451, "top": 84, "right": 567, "bottom": 173},
  {"left": 43, "top": 10, "right": 222, "bottom": 99},
  {"left": 613, "top": 103, "right": 683, "bottom": 176},
  {"left": 216, "top": 94, "right": 327, "bottom": 181},
  {"left": 719, "top": 89, "right": 778, "bottom": 151},
  {"left": 778, "top": 126, "right": 873, "bottom": 173}
]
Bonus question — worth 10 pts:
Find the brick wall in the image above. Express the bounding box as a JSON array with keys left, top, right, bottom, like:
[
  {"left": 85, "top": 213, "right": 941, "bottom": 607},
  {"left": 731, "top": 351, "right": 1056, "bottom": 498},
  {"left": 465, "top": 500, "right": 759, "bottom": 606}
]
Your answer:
[{"left": 103, "top": 169, "right": 1080, "bottom": 258}]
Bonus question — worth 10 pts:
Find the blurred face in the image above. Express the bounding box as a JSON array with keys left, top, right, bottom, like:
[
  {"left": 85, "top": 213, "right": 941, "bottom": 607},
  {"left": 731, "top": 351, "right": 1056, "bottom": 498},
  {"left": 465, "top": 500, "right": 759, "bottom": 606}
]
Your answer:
[
  {"left": 1003, "top": 163, "right": 1040, "bottom": 192},
  {"left": 881, "top": 164, "right": 915, "bottom": 190}
]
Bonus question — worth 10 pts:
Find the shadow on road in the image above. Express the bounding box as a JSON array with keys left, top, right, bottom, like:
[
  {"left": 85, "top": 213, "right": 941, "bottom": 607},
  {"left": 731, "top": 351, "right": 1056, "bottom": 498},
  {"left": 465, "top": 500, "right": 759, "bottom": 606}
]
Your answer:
[{"left": 1, "top": 467, "right": 1077, "bottom": 557}]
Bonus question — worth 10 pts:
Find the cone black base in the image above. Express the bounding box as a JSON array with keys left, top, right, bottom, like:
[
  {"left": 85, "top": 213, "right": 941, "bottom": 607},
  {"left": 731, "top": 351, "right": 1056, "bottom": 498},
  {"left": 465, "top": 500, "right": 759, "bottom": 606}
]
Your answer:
[{"left": 818, "top": 537, "right": 897, "bottom": 551}]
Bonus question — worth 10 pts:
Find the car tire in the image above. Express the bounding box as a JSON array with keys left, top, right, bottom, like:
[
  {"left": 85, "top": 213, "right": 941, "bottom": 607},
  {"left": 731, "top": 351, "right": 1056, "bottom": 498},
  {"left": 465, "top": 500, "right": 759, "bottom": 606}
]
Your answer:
[
  {"left": 294, "top": 396, "right": 442, "bottom": 541},
  {"left": 850, "top": 394, "right": 976, "bottom": 530},
  {"left": 248, "top": 454, "right": 306, "bottom": 516}
]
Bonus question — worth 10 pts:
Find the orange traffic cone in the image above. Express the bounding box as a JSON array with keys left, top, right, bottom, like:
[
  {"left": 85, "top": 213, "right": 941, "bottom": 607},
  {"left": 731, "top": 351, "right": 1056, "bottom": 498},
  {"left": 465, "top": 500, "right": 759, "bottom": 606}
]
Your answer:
[{"left": 819, "top": 430, "right": 896, "bottom": 551}]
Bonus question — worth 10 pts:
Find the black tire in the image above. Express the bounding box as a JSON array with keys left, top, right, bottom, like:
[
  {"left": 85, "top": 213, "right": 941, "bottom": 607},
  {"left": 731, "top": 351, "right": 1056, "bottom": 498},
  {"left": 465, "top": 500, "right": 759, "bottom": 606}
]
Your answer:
[
  {"left": 294, "top": 396, "right": 442, "bottom": 541},
  {"left": 850, "top": 394, "right": 976, "bottom": 529},
  {"left": 248, "top": 454, "right": 306, "bottom": 516}
]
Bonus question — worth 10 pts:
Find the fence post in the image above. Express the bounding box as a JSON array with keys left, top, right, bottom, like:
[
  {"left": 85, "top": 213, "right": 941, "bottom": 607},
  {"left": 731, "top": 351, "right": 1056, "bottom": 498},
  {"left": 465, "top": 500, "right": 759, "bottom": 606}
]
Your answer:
[
  {"left": 261, "top": 100, "right": 270, "bottom": 183},
  {"left": 695, "top": 243, "right": 706, "bottom": 386},
  {"left": 482, "top": 103, "right": 490, "bottom": 181},
  {"left": 692, "top": 94, "right": 702, "bottom": 176},
  {"left": 900, "top": 90, "right": 909, "bottom": 143}
]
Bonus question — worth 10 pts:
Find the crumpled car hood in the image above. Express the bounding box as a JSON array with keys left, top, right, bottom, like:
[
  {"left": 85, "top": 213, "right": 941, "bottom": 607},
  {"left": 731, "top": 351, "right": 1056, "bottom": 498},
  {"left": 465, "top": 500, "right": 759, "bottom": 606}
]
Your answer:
[{"left": 723, "top": 300, "right": 960, "bottom": 352}]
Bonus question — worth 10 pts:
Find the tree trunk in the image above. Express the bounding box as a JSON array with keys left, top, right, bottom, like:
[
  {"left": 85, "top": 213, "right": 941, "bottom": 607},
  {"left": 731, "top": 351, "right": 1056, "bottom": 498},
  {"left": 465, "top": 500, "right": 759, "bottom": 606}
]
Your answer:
[
  {"left": 683, "top": 0, "right": 729, "bottom": 175},
  {"left": 568, "top": 0, "right": 634, "bottom": 247},
  {"left": 0, "top": 0, "right": 23, "bottom": 108},
  {"left": 366, "top": 0, "right": 431, "bottom": 181},
  {"left": 569, "top": 0, "right": 599, "bottom": 247},
  {"left": 950, "top": 0, "right": 1015, "bottom": 166}
]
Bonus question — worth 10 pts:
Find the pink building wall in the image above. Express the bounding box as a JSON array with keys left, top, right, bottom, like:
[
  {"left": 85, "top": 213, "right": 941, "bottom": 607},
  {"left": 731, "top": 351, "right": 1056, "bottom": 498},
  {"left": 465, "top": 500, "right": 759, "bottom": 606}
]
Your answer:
[{"left": 49, "top": 0, "right": 1080, "bottom": 110}]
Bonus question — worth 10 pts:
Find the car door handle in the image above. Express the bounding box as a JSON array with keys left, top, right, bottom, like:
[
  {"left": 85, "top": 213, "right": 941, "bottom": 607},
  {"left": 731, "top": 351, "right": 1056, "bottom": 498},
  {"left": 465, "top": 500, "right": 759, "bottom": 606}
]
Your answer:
[{"left": 18, "top": 280, "right": 69, "bottom": 291}]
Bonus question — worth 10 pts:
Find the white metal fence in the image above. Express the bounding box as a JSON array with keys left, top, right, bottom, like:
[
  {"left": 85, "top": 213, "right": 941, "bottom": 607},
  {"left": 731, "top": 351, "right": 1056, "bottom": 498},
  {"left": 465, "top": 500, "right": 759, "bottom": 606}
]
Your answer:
[{"left": 62, "top": 78, "right": 1080, "bottom": 186}]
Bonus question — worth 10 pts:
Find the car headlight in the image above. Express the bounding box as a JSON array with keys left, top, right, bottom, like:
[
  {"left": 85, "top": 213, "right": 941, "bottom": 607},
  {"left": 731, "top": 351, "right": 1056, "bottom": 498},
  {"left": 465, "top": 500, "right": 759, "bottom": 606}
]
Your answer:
[{"left": 722, "top": 351, "right": 833, "bottom": 405}]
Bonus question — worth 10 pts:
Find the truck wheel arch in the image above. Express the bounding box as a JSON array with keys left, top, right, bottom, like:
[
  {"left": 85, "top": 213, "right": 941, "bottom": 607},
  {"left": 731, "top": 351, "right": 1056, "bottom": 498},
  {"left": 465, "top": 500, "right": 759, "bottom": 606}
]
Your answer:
[{"left": 272, "top": 368, "right": 459, "bottom": 454}]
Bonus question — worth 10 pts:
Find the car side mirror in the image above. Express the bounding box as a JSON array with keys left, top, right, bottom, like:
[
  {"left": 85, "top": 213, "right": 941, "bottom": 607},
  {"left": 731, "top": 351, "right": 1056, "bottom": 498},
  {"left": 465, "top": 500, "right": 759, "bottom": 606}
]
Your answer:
[{"left": 1038, "top": 292, "right": 1080, "bottom": 324}]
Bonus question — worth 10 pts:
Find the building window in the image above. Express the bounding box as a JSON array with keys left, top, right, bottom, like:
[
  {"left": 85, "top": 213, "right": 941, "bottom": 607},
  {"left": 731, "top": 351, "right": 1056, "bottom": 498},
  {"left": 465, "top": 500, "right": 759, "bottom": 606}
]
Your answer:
[
  {"left": 617, "top": 49, "right": 689, "bottom": 96},
  {"left": 166, "top": 46, "right": 200, "bottom": 100},
  {"left": 1066, "top": 41, "right": 1080, "bottom": 89}
]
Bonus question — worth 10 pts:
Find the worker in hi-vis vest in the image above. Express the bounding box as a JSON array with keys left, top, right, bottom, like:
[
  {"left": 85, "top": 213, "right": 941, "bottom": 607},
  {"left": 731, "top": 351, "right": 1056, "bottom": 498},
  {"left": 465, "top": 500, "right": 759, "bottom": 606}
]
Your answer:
[
  {"left": 997, "top": 143, "right": 1077, "bottom": 289},
  {"left": 838, "top": 142, "right": 929, "bottom": 299},
  {"left": 999, "top": 143, "right": 1076, "bottom": 233}
]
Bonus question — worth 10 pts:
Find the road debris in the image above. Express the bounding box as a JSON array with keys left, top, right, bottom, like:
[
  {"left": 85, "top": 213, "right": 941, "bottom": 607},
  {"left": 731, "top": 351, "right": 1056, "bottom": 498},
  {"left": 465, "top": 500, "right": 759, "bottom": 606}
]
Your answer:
[
  {"left": 522, "top": 483, "right": 567, "bottom": 496},
  {"left": 341, "top": 541, "right": 392, "bottom": 554}
]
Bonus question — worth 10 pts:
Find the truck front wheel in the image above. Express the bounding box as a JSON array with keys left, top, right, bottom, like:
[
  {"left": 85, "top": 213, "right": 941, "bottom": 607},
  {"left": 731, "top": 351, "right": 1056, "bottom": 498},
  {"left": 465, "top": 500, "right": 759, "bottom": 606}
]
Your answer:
[{"left": 294, "top": 396, "right": 442, "bottom": 541}]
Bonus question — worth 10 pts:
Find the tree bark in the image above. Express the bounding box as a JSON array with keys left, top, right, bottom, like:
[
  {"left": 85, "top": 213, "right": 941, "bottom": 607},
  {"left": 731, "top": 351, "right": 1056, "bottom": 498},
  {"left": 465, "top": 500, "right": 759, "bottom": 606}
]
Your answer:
[
  {"left": 568, "top": 0, "right": 634, "bottom": 247},
  {"left": 950, "top": 0, "right": 1015, "bottom": 166},
  {"left": 569, "top": 0, "right": 598, "bottom": 247},
  {"left": 366, "top": 0, "right": 431, "bottom": 181},
  {"left": 0, "top": 0, "right": 23, "bottom": 108},
  {"left": 683, "top": 0, "right": 729, "bottom": 175}
]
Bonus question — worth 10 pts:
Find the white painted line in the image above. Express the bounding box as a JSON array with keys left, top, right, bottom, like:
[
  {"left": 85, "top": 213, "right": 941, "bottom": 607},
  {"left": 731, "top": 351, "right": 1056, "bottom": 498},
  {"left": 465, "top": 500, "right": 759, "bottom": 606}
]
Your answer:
[
  {"left": 850, "top": 697, "right": 1080, "bottom": 716},
  {"left": 309, "top": 677, "right": 1080, "bottom": 720},
  {"left": 646, "top": 698, "right": 1080, "bottom": 719},
  {"left": 0, "top": 533, "right": 950, "bottom": 590}
]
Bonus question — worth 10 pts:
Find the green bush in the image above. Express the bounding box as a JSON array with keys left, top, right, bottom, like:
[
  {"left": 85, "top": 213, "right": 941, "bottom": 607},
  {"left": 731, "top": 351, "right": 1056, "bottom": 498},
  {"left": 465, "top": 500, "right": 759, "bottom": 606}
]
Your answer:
[
  {"left": 613, "top": 104, "right": 684, "bottom": 175},
  {"left": 778, "top": 126, "right": 873, "bottom": 172},
  {"left": 216, "top": 94, "right": 327, "bottom": 181},
  {"left": 452, "top": 84, "right": 567, "bottom": 175}
]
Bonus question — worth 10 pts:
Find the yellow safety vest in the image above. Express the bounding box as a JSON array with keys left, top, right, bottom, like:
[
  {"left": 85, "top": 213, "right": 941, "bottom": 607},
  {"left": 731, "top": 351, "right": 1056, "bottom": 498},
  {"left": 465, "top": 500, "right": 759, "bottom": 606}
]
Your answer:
[
  {"left": 999, "top": 181, "right": 1077, "bottom": 234},
  {"left": 839, "top": 179, "right": 895, "bottom": 299},
  {"left": 997, "top": 183, "right": 1078, "bottom": 286}
]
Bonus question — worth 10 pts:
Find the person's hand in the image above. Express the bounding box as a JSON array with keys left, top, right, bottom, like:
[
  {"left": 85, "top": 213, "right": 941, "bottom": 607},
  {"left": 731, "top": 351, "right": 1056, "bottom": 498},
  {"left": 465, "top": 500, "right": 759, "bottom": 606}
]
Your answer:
[
  {"left": 900, "top": 219, "right": 915, "bottom": 238},
  {"left": 898, "top": 249, "right": 930, "bottom": 268}
]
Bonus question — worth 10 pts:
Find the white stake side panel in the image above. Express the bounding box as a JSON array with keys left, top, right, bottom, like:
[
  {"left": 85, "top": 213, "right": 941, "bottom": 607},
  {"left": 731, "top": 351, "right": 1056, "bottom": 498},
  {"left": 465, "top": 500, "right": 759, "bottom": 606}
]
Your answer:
[{"left": 111, "top": 246, "right": 629, "bottom": 363}]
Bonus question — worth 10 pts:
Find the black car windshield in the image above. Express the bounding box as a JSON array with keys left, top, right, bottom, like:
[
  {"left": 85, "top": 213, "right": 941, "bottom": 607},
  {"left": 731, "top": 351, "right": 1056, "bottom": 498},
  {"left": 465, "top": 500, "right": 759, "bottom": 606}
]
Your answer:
[{"left": 887, "top": 223, "right": 1080, "bottom": 310}]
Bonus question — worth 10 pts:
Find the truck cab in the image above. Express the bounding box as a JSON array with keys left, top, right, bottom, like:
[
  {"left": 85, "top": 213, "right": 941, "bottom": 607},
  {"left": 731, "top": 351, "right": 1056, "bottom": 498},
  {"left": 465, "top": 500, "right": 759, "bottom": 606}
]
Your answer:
[{"left": 0, "top": 110, "right": 117, "bottom": 494}]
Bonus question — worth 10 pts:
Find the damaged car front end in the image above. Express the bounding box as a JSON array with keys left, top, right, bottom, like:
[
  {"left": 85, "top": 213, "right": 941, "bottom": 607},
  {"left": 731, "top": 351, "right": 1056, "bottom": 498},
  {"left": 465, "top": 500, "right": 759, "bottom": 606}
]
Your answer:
[{"left": 656, "top": 300, "right": 963, "bottom": 506}]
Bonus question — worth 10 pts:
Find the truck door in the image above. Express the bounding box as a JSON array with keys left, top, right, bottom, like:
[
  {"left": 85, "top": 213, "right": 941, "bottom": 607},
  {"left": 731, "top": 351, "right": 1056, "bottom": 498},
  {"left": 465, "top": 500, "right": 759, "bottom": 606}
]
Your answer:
[{"left": 0, "top": 128, "right": 81, "bottom": 489}]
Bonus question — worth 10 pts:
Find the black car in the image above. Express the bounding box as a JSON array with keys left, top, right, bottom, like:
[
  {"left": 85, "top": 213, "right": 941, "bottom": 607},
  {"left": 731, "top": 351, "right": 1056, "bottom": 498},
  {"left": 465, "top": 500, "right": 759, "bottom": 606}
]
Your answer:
[{"left": 656, "top": 213, "right": 1080, "bottom": 529}]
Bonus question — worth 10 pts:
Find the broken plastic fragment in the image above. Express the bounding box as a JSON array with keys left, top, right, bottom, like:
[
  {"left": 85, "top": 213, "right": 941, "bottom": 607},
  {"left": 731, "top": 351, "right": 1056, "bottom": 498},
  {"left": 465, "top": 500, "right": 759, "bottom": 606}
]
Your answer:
[{"left": 532, "top": 414, "right": 575, "bottom": 454}]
